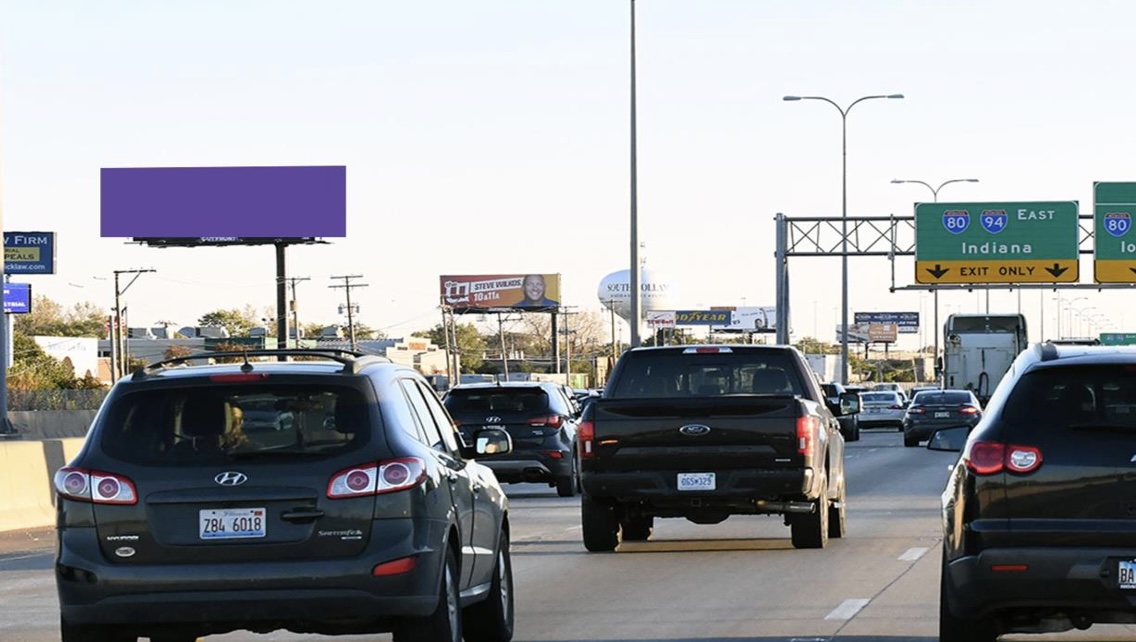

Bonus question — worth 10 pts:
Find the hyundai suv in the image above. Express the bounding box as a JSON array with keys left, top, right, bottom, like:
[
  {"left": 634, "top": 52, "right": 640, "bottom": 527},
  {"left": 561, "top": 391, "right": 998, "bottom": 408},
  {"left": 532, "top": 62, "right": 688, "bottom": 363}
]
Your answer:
[
  {"left": 934, "top": 342, "right": 1136, "bottom": 640},
  {"left": 443, "top": 382, "right": 580, "bottom": 497},
  {"left": 54, "top": 349, "right": 516, "bottom": 642}
]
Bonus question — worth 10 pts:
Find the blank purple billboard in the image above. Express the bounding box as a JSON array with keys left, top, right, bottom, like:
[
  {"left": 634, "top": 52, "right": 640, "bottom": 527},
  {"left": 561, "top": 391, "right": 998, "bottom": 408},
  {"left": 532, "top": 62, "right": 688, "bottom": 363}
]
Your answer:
[{"left": 100, "top": 166, "right": 346, "bottom": 237}]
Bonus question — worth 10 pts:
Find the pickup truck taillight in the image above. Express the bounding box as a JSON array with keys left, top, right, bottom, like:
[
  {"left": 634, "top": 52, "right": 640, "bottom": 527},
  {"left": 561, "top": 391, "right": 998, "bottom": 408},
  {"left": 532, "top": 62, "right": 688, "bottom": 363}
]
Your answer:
[
  {"left": 796, "top": 416, "right": 819, "bottom": 455},
  {"left": 578, "top": 420, "right": 595, "bottom": 459}
]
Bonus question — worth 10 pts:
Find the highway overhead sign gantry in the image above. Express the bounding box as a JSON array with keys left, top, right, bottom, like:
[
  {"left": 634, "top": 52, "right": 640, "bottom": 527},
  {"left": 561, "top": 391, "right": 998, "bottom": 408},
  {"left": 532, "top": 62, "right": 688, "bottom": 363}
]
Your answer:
[
  {"left": 1094, "top": 182, "right": 1136, "bottom": 283},
  {"left": 915, "top": 201, "right": 1079, "bottom": 284}
]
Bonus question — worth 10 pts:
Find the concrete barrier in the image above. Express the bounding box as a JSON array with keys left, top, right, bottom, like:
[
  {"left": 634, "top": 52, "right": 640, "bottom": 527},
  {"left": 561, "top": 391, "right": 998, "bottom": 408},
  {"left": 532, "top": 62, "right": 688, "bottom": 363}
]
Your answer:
[{"left": 0, "top": 437, "right": 87, "bottom": 532}]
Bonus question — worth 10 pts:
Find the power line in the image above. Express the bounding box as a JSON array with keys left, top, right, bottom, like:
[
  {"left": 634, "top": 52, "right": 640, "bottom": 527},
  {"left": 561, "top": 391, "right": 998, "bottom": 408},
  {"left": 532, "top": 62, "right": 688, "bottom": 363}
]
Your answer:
[{"left": 329, "top": 275, "right": 368, "bottom": 349}]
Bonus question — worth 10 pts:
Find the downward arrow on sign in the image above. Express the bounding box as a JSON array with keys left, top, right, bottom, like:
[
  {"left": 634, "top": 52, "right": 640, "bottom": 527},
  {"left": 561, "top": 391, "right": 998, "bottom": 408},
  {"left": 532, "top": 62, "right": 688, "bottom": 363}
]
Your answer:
[
  {"left": 926, "top": 264, "right": 950, "bottom": 279},
  {"left": 1045, "top": 263, "right": 1068, "bottom": 278}
]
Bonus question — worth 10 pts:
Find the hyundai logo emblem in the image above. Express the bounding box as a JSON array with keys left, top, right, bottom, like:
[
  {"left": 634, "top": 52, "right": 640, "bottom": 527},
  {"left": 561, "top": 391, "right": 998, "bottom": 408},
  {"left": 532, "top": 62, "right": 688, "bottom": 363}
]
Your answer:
[
  {"left": 485, "top": 416, "right": 502, "bottom": 424},
  {"left": 214, "top": 472, "right": 248, "bottom": 486},
  {"left": 679, "top": 424, "right": 711, "bottom": 436}
]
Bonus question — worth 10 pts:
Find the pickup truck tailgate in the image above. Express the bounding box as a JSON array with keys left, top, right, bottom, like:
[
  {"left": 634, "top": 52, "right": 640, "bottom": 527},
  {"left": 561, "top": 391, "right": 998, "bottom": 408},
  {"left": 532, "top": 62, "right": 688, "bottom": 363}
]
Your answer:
[{"left": 586, "top": 396, "right": 802, "bottom": 473}]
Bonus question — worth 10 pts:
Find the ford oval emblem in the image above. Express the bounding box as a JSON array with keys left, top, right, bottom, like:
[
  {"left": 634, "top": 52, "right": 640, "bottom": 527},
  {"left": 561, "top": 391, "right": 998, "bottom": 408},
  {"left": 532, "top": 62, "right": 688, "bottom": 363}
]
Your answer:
[
  {"left": 679, "top": 424, "right": 711, "bottom": 436},
  {"left": 114, "top": 546, "right": 136, "bottom": 558}
]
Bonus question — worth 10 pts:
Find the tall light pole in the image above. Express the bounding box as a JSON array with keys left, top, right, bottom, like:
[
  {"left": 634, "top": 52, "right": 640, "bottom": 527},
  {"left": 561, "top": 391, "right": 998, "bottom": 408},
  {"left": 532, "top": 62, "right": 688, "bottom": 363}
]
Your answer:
[
  {"left": 628, "top": 0, "right": 642, "bottom": 347},
  {"left": 784, "top": 93, "right": 904, "bottom": 384},
  {"left": 891, "top": 178, "right": 979, "bottom": 378}
]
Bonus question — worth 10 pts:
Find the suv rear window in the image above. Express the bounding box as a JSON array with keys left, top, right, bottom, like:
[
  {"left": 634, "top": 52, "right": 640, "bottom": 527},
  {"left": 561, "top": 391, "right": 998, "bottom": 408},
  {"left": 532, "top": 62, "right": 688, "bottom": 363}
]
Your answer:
[
  {"left": 1001, "top": 365, "right": 1136, "bottom": 435},
  {"left": 445, "top": 388, "right": 551, "bottom": 414},
  {"left": 99, "top": 384, "right": 372, "bottom": 464}
]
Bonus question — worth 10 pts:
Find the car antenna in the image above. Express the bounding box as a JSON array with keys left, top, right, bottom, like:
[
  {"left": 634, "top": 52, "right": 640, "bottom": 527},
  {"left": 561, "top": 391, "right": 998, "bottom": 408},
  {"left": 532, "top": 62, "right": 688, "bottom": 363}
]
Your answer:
[{"left": 240, "top": 351, "right": 254, "bottom": 374}]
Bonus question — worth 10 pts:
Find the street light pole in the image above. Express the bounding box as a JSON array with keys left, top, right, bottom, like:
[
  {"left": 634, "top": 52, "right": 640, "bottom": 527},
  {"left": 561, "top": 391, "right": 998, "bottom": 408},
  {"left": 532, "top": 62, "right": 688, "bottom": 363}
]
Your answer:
[
  {"left": 628, "top": 0, "right": 642, "bottom": 348},
  {"left": 890, "top": 178, "right": 979, "bottom": 379},
  {"left": 784, "top": 93, "right": 904, "bottom": 384}
]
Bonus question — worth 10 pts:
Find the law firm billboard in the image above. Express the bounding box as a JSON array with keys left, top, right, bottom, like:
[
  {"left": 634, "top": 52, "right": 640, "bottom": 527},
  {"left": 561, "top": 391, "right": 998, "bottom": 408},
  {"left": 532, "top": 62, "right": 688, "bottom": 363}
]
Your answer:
[
  {"left": 4, "top": 232, "right": 55, "bottom": 274},
  {"left": 441, "top": 274, "right": 562, "bottom": 312}
]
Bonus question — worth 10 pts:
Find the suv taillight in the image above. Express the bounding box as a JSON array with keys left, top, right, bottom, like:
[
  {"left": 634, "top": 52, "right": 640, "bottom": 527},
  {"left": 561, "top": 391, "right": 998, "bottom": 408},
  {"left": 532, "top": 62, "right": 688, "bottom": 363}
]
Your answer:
[
  {"left": 796, "top": 416, "right": 819, "bottom": 455},
  {"left": 327, "top": 458, "right": 426, "bottom": 499},
  {"left": 529, "top": 415, "right": 564, "bottom": 428},
  {"left": 966, "top": 441, "right": 1043, "bottom": 475},
  {"left": 578, "top": 420, "right": 595, "bottom": 459},
  {"left": 53, "top": 467, "right": 138, "bottom": 505}
]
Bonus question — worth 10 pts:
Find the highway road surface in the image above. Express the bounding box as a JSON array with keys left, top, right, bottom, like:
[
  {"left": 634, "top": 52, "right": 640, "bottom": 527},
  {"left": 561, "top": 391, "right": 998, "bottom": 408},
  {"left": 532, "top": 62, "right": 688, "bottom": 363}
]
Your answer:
[{"left": 4, "top": 430, "right": 1136, "bottom": 641}]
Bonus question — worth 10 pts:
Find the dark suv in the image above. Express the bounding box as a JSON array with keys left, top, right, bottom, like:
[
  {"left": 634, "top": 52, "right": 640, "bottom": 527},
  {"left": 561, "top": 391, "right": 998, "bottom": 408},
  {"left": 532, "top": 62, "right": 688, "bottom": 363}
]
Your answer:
[
  {"left": 934, "top": 342, "right": 1136, "bottom": 640},
  {"left": 54, "top": 349, "right": 516, "bottom": 642},
  {"left": 443, "top": 382, "right": 580, "bottom": 497}
]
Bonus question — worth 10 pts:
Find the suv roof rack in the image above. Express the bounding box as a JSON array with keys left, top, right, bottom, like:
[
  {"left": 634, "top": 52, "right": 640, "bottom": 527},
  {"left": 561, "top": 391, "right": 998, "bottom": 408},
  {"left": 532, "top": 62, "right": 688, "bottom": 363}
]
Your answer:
[{"left": 131, "top": 349, "right": 391, "bottom": 381}]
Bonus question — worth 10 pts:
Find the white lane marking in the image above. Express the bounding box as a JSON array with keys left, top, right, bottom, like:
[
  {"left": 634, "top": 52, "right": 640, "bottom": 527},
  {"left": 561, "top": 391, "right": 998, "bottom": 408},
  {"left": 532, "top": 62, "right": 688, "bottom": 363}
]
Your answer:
[
  {"left": 824, "top": 598, "right": 870, "bottom": 621},
  {"left": 899, "top": 547, "right": 929, "bottom": 561}
]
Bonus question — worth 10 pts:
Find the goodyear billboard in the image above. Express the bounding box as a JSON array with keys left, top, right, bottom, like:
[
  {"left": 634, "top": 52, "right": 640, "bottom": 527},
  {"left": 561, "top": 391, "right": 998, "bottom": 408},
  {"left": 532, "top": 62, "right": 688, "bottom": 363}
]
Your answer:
[{"left": 440, "top": 274, "right": 562, "bottom": 312}]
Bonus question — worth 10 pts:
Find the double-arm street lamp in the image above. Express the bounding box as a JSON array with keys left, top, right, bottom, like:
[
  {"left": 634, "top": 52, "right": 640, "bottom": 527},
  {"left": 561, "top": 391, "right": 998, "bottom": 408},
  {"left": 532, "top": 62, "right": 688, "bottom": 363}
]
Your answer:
[
  {"left": 890, "top": 178, "right": 980, "bottom": 368},
  {"left": 783, "top": 93, "right": 904, "bottom": 384}
]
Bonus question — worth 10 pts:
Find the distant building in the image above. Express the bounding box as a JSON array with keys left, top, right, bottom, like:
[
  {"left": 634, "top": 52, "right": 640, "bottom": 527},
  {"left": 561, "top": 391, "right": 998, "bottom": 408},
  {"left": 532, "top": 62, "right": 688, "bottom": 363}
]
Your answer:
[{"left": 34, "top": 336, "right": 100, "bottom": 380}]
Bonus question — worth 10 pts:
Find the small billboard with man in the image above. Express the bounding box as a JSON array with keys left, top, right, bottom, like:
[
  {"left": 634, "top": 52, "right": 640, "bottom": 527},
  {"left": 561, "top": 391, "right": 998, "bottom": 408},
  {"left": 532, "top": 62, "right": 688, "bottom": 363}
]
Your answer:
[{"left": 440, "top": 274, "right": 562, "bottom": 312}]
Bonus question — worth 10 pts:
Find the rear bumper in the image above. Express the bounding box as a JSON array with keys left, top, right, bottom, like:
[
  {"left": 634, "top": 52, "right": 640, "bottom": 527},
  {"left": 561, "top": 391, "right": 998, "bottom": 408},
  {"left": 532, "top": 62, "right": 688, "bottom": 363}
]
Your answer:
[
  {"left": 480, "top": 451, "right": 573, "bottom": 484},
  {"left": 580, "top": 468, "right": 815, "bottom": 514},
  {"left": 904, "top": 419, "right": 978, "bottom": 441},
  {"left": 944, "top": 548, "right": 1136, "bottom": 621},
  {"left": 56, "top": 518, "right": 448, "bottom": 634}
]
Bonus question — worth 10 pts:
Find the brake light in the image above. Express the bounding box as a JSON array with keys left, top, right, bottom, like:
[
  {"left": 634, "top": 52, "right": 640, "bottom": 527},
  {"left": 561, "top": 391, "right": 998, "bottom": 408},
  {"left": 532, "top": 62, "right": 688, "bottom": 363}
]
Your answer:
[
  {"left": 327, "top": 458, "right": 426, "bottom": 498},
  {"left": 529, "top": 415, "right": 564, "bottom": 428},
  {"left": 958, "top": 405, "right": 979, "bottom": 415},
  {"left": 888, "top": 404, "right": 903, "bottom": 410},
  {"left": 796, "top": 416, "right": 819, "bottom": 455},
  {"left": 53, "top": 467, "right": 137, "bottom": 505},
  {"left": 578, "top": 420, "right": 595, "bottom": 459},
  {"left": 908, "top": 407, "right": 926, "bottom": 415},
  {"left": 208, "top": 373, "right": 270, "bottom": 382},
  {"left": 966, "top": 441, "right": 1043, "bottom": 475},
  {"left": 683, "top": 347, "right": 733, "bottom": 354}
]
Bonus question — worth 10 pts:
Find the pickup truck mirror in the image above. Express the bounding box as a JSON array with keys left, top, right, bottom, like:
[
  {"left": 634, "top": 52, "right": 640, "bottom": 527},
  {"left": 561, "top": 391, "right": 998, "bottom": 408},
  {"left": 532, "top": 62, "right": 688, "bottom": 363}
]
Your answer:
[
  {"left": 466, "top": 428, "right": 513, "bottom": 458},
  {"left": 927, "top": 426, "right": 968, "bottom": 452},
  {"left": 838, "top": 391, "right": 860, "bottom": 415}
]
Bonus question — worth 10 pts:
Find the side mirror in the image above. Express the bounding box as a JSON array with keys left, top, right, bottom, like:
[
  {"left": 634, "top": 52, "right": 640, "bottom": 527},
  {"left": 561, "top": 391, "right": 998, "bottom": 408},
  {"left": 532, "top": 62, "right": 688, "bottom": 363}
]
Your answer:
[
  {"left": 927, "top": 426, "right": 969, "bottom": 452},
  {"left": 468, "top": 428, "right": 513, "bottom": 458},
  {"left": 838, "top": 391, "right": 860, "bottom": 415}
]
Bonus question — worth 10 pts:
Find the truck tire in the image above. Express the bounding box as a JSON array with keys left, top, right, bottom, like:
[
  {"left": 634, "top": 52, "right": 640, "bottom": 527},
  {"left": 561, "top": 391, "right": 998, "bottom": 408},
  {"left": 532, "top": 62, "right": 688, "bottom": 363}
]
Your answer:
[
  {"left": 827, "top": 475, "right": 846, "bottom": 539},
  {"left": 581, "top": 495, "right": 621, "bottom": 552},
  {"left": 790, "top": 475, "right": 829, "bottom": 549},
  {"left": 620, "top": 514, "right": 653, "bottom": 541}
]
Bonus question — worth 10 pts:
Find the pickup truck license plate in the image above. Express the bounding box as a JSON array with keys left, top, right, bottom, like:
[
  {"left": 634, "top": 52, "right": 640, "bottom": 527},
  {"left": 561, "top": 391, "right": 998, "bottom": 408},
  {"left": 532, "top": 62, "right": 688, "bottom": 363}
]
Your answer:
[
  {"left": 934, "top": 411, "right": 951, "bottom": 418},
  {"left": 1119, "top": 560, "right": 1136, "bottom": 589},
  {"left": 199, "top": 508, "right": 267, "bottom": 540},
  {"left": 677, "top": 472, "right": 715, "bottom": 491}
]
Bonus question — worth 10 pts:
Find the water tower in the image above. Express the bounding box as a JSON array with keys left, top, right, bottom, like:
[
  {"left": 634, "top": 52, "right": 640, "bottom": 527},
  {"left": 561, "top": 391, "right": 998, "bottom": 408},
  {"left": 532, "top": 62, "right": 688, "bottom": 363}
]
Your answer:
[{"left": 597, "top": 267, "right": 674, "bottom": 326}]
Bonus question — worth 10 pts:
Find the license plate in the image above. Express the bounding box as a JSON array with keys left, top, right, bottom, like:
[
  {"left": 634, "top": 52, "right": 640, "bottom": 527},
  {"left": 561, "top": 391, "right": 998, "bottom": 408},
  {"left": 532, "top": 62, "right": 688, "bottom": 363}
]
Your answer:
[
  {"left": 677, "top": 472, "right": 715, "bottom": 491},
  {"left": 934, "top": 412, "right": 951, "bottom": 418},
  {"left": 199, "top": 508, "right": 267, "bottom": 540},
  {"left": 868, "top": 408, "right": 881, "bottom": 414},
  {"left": 1119, "top": 560, "right": 1136, "bottom": 589}
]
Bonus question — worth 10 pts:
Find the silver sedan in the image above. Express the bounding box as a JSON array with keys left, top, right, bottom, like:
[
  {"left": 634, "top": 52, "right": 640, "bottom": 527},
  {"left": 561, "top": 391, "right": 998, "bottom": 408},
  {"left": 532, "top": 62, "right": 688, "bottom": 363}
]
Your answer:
[{"left": 857, "top": 390, "right": 907, "bottom": 430}]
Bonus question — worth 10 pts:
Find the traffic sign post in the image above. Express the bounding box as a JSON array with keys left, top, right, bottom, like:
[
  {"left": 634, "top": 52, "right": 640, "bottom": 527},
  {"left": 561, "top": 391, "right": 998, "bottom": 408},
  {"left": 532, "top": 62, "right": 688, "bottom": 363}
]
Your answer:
[
  {"left": 1094, "top": 182, "right": 1136, "bottom": 283},
  {"left": 914, "top": 201, "right": 1079, "bottom": 284}
]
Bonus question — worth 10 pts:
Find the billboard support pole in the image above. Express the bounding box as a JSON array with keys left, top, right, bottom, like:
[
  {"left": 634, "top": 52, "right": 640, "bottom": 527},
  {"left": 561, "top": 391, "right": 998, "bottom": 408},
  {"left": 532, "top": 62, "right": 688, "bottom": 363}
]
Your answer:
[
  {"left": 275, "top": 242, "right": 288, "bottom": 356},
  {"left": 498, "top": 312, "right": 509, "bottom": 379},
  {"left": 551, "top": 311, "right": 561, "bottom": 374}
]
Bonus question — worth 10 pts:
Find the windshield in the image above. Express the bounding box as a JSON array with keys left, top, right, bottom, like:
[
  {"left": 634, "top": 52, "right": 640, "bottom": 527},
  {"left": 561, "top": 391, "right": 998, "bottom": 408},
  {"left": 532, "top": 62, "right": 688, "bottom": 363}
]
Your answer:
[{"left": 99, "top": 383, "right": 372, "bottom": 464}]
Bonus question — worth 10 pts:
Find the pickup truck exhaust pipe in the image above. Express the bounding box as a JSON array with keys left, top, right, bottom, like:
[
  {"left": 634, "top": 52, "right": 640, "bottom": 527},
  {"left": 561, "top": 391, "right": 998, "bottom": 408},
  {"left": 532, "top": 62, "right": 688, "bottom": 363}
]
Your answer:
[{"left": 754, "top": 500, "right": 814, "bottom": 514}]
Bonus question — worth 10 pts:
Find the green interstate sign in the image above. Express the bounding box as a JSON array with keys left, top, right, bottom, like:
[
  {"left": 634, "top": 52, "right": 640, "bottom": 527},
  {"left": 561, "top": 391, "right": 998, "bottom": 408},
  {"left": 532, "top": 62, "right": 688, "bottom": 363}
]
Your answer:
[
  {"left": 914, "top": 201, "right": 1080, "bottom": 284},
  {"left": 1099, "top": 332, "right": 1136, "bottom": 346},
  {"left": 1094, "top": 182, "right": 1136, "bottom": 283}
]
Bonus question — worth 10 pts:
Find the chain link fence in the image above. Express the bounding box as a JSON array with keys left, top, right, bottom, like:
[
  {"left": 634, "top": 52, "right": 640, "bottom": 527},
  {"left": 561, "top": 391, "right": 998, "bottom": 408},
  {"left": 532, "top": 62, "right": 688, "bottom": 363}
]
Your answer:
[{"left": 6, "top": 389, "right": 110, "bottom": 411}]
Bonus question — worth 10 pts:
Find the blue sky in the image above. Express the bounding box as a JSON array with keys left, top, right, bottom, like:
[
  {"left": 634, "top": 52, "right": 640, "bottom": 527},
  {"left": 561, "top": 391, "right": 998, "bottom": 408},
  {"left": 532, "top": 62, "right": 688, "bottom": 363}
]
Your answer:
[{"left": 2, "top": 1, "right": 1133, "bottom": 346}]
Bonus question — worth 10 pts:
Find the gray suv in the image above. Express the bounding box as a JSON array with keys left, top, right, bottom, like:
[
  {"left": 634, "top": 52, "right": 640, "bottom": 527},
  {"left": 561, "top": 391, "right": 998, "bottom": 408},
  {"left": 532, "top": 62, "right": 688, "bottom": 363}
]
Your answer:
[{"left": 54, "top": 349, "right": 515, "bottom": 642}]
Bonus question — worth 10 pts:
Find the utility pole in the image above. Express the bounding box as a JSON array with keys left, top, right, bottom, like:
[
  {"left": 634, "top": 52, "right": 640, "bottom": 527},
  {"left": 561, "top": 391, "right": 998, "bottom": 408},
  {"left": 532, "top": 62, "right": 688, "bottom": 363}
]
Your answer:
[
  {"left": 287, "top": 276, "right": 310, "bottom": 348},
  {"left": 112, "top": 268, "right": 156, "bottom": 381},
  {"left": 329, "top": 275, "right": 367, "bottom": 350}
]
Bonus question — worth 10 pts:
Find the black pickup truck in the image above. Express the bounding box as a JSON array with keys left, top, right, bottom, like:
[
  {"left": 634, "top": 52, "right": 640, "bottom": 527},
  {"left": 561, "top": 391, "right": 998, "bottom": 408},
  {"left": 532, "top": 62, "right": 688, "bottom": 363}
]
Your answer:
[{"left": 577, "top": 344, "right": 860, "bottom": 552}]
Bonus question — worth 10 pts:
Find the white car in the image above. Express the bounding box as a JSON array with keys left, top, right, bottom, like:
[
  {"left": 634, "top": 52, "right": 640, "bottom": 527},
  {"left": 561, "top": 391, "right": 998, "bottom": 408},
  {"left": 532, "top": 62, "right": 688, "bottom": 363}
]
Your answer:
[{"left": 857, "top": 390, "right": 906, "bottom": 430}]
